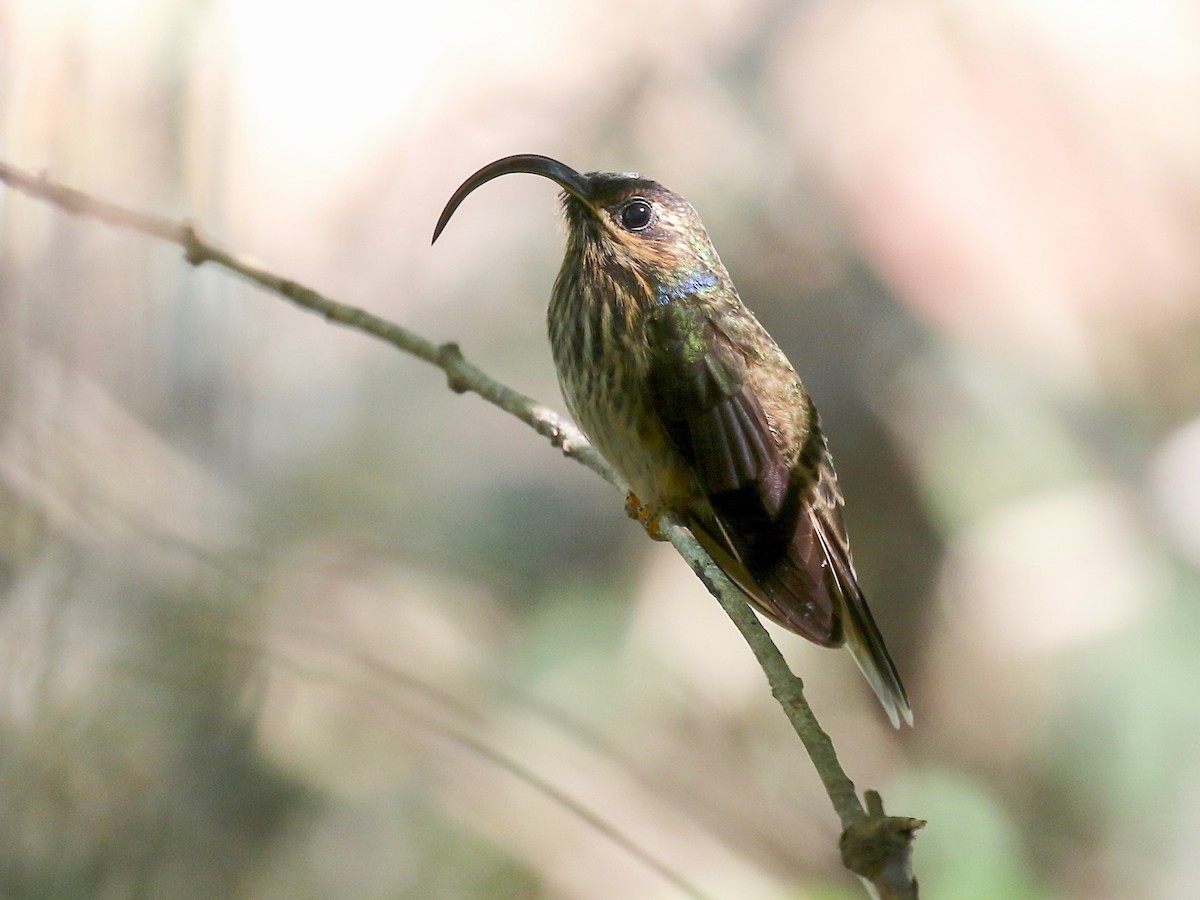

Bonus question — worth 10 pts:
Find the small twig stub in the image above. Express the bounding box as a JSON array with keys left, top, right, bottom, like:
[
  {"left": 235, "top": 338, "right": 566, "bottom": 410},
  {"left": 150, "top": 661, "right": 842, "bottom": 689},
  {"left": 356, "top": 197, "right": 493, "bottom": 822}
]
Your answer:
[{"left": 840, "top": 790, "right": 925, "bottom": 899}]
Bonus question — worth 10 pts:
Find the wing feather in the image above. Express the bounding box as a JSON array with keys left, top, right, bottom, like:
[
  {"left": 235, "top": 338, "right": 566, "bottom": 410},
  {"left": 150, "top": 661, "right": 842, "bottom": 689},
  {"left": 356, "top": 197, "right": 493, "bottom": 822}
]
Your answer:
[
  {"left": 644, "top": 299, "right": 912, "bottom": 724},
  {"left": 643, "top": 297, "right": 913, "bottom": 724},
  {"left": 644, "top": 301, "right": 837, "bottom": 644}
]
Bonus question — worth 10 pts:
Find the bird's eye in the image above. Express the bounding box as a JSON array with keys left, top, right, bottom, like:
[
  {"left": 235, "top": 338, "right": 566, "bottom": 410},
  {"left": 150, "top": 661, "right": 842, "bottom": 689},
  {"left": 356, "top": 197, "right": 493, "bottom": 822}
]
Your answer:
[{"left": 618, "top": 199, "right": 654, "bottom": 231}]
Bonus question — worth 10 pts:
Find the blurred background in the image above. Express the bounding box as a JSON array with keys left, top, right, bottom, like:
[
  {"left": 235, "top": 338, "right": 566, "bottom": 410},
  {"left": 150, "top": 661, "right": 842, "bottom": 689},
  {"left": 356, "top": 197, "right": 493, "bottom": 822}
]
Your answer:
[{"left": 3, "top": 0, "right": 1200, "bottom": 897}]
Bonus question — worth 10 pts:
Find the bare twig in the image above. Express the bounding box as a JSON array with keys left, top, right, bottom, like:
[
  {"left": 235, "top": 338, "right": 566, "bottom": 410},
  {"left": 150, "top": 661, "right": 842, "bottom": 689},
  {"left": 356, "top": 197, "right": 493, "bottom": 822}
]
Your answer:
[
  {"left": 0, "top": 161, "right": 615, "bottom": 488},
  {"left": 658, "top": 518, "right": 866, "bottom": 824},
  {"left": 0, "top": 159, "right": 920, "bottom": 895}
]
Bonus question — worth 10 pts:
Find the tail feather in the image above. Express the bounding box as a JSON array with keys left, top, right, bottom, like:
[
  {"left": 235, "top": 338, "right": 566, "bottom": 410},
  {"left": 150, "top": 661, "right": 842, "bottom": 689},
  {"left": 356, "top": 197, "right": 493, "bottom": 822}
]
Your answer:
[
  {"left": 811, "top": 514, "right": 912, "bottom": 728},
  {"left": 842, "top": 599, "right": 913, "bottom": 728}
]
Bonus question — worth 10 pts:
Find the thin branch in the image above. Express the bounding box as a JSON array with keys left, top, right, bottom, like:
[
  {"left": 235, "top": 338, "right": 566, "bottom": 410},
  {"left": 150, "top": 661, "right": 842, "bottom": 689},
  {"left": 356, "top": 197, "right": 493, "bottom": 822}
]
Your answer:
[
  {"left": 0, "top": 159, "right": 921, "bottom": 895},
  {"left": 0, "top": 161, "right": 616, "bottom": 487},
  {"left": 659, "top": 517, "right": 866, "bottom": 826}
]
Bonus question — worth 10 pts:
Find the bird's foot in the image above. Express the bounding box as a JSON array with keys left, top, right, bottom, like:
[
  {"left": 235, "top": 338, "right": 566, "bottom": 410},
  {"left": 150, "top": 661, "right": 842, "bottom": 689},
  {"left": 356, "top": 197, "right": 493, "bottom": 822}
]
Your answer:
[{"left": 624, "top": 493, "right": 669, "bottom": 541}]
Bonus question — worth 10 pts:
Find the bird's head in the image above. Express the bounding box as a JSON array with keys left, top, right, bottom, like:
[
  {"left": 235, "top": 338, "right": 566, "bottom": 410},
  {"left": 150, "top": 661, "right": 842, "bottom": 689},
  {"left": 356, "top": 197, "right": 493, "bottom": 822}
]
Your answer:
[{"left": 433, "top": 154, "right": 727, "bottom": 299}]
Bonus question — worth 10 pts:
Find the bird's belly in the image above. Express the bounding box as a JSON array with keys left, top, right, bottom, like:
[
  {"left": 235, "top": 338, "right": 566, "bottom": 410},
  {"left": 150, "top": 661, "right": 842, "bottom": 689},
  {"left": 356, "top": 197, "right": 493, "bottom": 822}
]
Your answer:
[
  {"left": 549, "top": 299, "right": 696, "bottom": 510},
  {"left": 565, "top": 385, "right": 694, "bottom": 510}
]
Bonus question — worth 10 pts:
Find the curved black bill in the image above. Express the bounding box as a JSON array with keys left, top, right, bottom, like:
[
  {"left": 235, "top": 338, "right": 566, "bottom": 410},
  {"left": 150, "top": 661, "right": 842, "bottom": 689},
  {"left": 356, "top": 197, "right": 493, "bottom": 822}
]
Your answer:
[{"left": 432, "top": 154, "right": 591, "bottom": 243}]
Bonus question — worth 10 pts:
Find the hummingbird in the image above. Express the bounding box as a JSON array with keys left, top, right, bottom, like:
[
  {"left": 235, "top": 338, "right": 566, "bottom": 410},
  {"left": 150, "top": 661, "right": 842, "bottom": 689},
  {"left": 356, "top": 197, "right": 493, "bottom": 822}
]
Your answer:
[{"left": 433, "top": 154, "right": 912, "bottom": 727}]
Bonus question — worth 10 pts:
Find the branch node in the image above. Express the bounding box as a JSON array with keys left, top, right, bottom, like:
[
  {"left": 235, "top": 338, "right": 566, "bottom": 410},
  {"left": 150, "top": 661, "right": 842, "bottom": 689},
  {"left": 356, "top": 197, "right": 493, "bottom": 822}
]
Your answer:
[
  {"left": 840, "top": 790, "right": 925, "bottom": 900},
  {"left": 438, "top": 342, "right": 470, "bottom": 393},
  {"left": 181, "top": 220, "right": 208, "bottom": 266},
  {"left": 553, "top": 426, "right": 584, "bottom": 455}
]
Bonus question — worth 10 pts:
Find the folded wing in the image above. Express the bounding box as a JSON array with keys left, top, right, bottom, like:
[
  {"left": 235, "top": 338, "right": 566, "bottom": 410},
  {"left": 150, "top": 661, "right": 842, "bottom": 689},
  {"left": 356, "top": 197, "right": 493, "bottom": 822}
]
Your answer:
[{"left": 644, "top": 300, "right": 912, "bottom": 725}]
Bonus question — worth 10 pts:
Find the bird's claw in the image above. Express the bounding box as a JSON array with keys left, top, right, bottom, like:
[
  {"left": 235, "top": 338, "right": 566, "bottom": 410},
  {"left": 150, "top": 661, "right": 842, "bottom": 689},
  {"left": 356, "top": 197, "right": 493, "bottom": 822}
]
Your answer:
[{"left": 625, "top": 493, "right": 669, "bottom": 541}]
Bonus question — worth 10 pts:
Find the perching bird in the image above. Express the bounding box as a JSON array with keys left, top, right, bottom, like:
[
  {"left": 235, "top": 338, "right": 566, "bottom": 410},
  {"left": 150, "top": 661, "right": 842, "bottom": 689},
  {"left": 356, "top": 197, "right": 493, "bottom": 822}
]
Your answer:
[{"left": 433, "top": 155, "right": 912, "bottom": 727}]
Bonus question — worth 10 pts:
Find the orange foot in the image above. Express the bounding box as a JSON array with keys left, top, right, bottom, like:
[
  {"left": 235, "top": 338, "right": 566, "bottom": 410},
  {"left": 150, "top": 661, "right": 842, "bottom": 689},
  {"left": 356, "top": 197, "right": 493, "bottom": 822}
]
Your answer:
[{"left": 624, "top": 492, "right": 669, "bottom": 541}]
